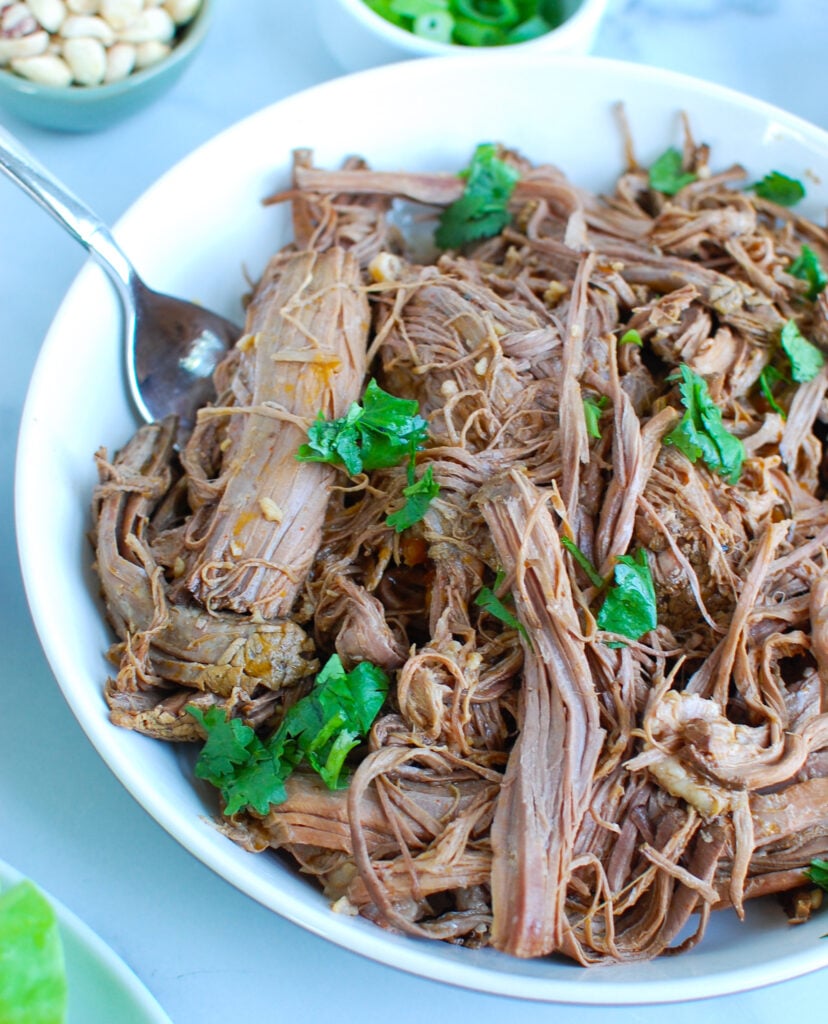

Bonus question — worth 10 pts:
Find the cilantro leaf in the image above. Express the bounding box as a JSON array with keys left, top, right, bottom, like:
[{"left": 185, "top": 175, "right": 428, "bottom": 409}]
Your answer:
[
  {"left": 780, "top": 319, "right": 824, "bottom": 383},
  {"left": 188, "top": 656, "right": 389, "bottom": 815},
  {"left": 306, "top": 655, "right": 388, "bottom": 736},
  {"left": 805, "top": 858, "right": 828, "bottom": 892},
  {"left": 751, "top": 170, "right": 806, "bottom": 206},
  {"left": 560, "top": 535, "right": 604, "bottom": 589},
  {"left": 648, "top": 147, "right": 697, "bottom": 196},
  {"left": 619, "top": 328, "right": 643, "bottom": 346},
  {"left": 583, "top": 394, "right": 609, "bottom": 440},
  {"left": 475, "top": 571, "right": 528, "bottom": 641},
  {"left": 596, "top": 548, "right": 657, "bottom": 645},
  {"left": 386, "top": 463, "right": 439, "bottom": 532},
  {"left": 297, "top": 379, "right": 429, "bottom": 476},
  {"left": 789, "top": 244, "right": 827, "bottom": 301},
  {"left": 435, "top": 143, "right": 520, "bottom": 249},
  {"left": 0, "top": 881, "right": 67, "bottom": 1024},
  {"left": 188, "top": 706, "right": 288, "bottom": 815},
  {"left": 758, "top": 363, "right": 787, "bottom": 418},
  {"left": 664, "top": 364, "right": 744, "bottom": 484}
]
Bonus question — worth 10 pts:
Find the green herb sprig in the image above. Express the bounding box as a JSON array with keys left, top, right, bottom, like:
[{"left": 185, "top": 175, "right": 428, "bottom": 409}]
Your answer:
[
  {"left": 758, "top": 363, "right": 788, "bottom": 418},
  {"left": 789, "top": 244, "right": 827, "bottom": 301},
  {"left": 387, "top": 463, "right": 439, "bottom": 532},
  {"left": 560, "top": 535, "right": 604, "bottom": 589},
  {"left": 559, "top": 537, "right": 659, "bottom": 646},
  {"left": 648, "top": 147, "right": 697, "bottom": 196},
  {"left": 296, "top": 379, "right": 429, "bottom": 477},
  {"left": 751, "top": 170, "right": 806, "bottom": 206},
  {"left": 188, "top": 655, "right": 389, "bottom": 815},
  {"left": 780, "top": 319, "right": 825, "bottom": 383},
  {"left": 806, "top": 858, "right": 828, "bottom": 892},
  {"left": 664, "top": 364, "right": 745, "bottom": 484},
  {"left": 435, "top": 143, "right": 520, "bottom": 249},
  {"left": 475, "top": 570, "right": 528, "bottom": 641},
  {"left": 583, "top": 395, "right": 609, "bottom": 440},
  {"left": 596, "top": 548, "right": 658, "bottom": 646}
]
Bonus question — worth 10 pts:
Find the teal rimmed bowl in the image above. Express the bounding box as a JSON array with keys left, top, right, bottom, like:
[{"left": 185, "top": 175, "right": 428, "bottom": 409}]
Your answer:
[{"left": 0, "top": 0, "right": 212, "bottom": 132}]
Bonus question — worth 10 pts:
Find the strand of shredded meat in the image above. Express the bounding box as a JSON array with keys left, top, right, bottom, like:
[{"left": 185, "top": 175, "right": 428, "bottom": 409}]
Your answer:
[{"left": 94, "top": 127, "right": 828, "bottom": 962}]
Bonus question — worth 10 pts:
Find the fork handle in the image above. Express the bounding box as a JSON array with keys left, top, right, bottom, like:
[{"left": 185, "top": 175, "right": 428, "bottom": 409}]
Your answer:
[{"left": 0, "top": 123, "right": 138, "bottom": 302}]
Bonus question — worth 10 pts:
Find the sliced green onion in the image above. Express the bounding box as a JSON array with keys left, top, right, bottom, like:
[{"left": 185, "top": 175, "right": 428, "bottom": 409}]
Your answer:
[
  {"left": 364, "top": 0, "right": 561, "bottom": 46},
  {"left": 452, "top": 17, "right": 502, "bottom": 44},
  {"left": 392, "top": 0, "right": 448, "bottom": 16},
  {"left": 452, "top": 0, "right": 520, "bottom": 27},
  {"left": 505, "top": 14, "right": 552, "bottom": 42},
  {"left": 413, "top": 10, "right": 454, "bottom": 39}
]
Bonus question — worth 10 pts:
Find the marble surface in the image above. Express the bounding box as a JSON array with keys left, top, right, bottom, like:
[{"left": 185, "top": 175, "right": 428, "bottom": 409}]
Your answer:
[{"left": 1, "top": 1, "right": 827, "bottom": 1021}]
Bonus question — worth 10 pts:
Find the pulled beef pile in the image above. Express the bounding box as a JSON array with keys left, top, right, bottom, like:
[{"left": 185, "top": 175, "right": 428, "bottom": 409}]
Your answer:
[{"left": 92, "top": 129, "right": 828, "bottom": 963}]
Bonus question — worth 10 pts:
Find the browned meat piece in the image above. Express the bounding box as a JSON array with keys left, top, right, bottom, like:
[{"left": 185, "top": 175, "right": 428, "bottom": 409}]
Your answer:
[
  {"left": 180, "top": 247, "right": 369, "bottom": 618},
  {"left": 478, "top": 469, "right": 604, "bottom": 959},
  {"left": 93, "top": 419, "right": 317, "bottom": 739},
  {"left": 313, "top": 573, "right": 406, "bottom": 671}
]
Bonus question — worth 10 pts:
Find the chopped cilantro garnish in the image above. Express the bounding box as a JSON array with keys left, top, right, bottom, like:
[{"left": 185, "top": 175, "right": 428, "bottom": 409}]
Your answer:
[
  {"left": 596, "top": 548, "right": 657, "bottom": 645},
  {"left": 188, "top": 655, "right": 389, "bottom": 815},
  {"left": 561, "top": 535, "right": 604, "bottom": 589},
  {"left": 806, "top": 858, "right": 828, "bottom": 892},
  {"left": 789, "top": 244, "right": 827, "bottom": 301},
  {"left": 297, "top": 379, "right": 429, "bottom": 476},
  {"left": 648, "top": 147, "right": 697, "bottom": 196},
  {"left": 435, "top": 143, "right": 520, "bottom": 249},
  {"left": 664, "top": 364, "right": 744, "bottom": 484},
  {"left": 751, "top": 170, "right": 806, "bottom": 206},
  {"left": 619, "top": 328, "right": 643, "bottom": 346},
  {"left": 780, "top": 319, "right": 824, "bottom": 383},
  {"left": 0, "top": 880, "right": 67, "bottom": 1024},
  {"left": 386, "top": 463, "right": 439, "bottom": 532},
  {"left": 188, "top": 709, "right": 287, "bottom": 815},
  {"left": 758, "top": 363, "right": 787, "bottom": 418},
  {"left": 583, "top": 394, "right": 609, "bottom": 440},
  {"left": 475, "top": 570, "right": 528, "bottom": 641}
]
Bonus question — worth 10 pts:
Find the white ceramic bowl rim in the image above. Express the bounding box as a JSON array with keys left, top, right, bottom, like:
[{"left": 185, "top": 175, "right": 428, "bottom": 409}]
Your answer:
[
  {"left": 15, "top": 52, "right": 828, "bottom": 1006},
  {"left": 334, "top": 0, "right": 608, "bottom": 56}
]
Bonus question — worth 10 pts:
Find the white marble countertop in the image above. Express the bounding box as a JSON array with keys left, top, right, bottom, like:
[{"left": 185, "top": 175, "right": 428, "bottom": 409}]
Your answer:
[{"left": 1, "top": 1, "right": 827, "bottom": 1020}]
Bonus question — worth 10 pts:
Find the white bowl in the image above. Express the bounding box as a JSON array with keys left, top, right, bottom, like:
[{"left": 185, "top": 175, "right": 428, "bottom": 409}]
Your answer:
[
  {"left": 16, "top": 54, "right": 828, "bottom": 1004},
  {"left": 315, "top": 0, "right": 609, "bottom": 72}
]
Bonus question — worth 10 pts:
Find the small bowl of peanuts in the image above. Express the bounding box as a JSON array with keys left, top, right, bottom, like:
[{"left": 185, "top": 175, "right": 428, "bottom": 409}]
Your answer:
[{"left": 0, "top": 0, "right": 210, "bottom": 131}]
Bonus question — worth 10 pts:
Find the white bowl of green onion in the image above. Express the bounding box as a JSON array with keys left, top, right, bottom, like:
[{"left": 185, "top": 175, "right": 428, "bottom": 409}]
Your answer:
[{"left": 316, "top": 0, "right": 609, "bottom": 73}]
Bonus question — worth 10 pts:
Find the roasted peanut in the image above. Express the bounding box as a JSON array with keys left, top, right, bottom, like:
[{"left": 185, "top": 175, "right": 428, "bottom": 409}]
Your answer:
[
  {"left": 102, "top": 36, "right": 133, "bottom": 79},
  {"left": 63, "top": 33, "right": 104, "bottom": 82},
  {"left": 133, "top": 36, "right": 167, "bottom": 66},
  {"left": 11, "top": 49, "right": 71, "bottom": 83},
  {"left": 28, "top": 0, "right": 67, "bottom": 34},
  {"left": 116, "top": 6, "right": 172, "bottom": 43},
  {"left": 163, "top": 0, "right": 197, "bottom": 25},
  {"left": 2, "top": 3, "right": 38, "bottom": 37},
  {"left": 99, "top": 0, "right": 140, "bottom": 30},
  {"left": 0, "top": 29, "right": 48, "bottom": 64},
  {"left": 2, "top": 0, "right": 200, "bottom": 86},
  {"left": 59, "top": 13, "right": 115, "bottom": 43}
]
